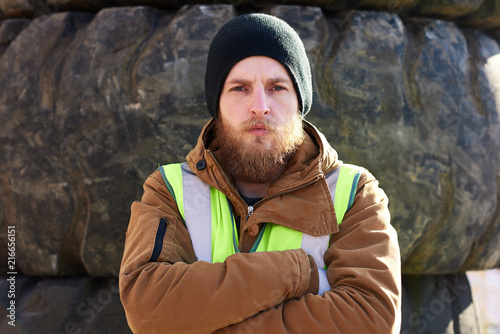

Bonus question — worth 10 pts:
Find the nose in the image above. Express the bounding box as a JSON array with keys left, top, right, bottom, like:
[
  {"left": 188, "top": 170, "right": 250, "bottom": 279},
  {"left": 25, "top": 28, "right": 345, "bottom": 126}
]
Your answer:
[{"left": 250, "top": 87, "right": 270, "bottom": 117}]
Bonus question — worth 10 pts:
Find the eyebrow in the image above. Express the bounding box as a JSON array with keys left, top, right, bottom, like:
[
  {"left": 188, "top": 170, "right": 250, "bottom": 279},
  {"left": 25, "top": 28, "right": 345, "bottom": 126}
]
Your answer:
[{"left": 225, "top": 76, "right": 293, "bottom": 86}]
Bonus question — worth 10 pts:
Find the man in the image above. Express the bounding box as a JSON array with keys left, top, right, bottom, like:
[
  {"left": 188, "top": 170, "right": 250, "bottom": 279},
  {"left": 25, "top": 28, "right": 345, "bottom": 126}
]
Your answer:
[{"left": 120, "top": 13, "right": 401, "bottom": 333}]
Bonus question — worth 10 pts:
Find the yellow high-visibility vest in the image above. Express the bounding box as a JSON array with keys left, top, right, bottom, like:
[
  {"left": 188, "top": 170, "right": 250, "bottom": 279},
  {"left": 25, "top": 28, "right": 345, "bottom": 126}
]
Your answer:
[{"left": 159, "top": 162, "right": 362, "bottom": 294}]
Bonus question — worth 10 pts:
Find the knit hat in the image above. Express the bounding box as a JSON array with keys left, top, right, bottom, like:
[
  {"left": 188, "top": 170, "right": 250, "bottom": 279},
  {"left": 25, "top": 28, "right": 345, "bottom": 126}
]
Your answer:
[{"left": 204, "top": 13, "right": 312, "bottom": 119}]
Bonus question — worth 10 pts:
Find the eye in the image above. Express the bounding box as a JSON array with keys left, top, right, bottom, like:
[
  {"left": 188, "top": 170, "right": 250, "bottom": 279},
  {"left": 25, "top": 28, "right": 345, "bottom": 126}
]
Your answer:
[
  {"left": 231, "top": 86, "right": 245, "bottom": 92},
  {"left": 272, "top": 86, "right": 285, "bottom": 91}
]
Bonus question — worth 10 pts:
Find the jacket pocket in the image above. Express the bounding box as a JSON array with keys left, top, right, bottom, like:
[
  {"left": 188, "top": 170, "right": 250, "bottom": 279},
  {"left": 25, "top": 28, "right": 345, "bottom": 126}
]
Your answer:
[{"left": 148, "top": 217, "right": 169, "bottom": 262}]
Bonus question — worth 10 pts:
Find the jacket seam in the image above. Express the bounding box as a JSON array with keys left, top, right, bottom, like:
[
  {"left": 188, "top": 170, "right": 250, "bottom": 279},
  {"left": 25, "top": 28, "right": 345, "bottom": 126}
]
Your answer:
[
  {"left": 148, "top": 172, "right": 166, "bottom": 187},
  {"left": 295, "top": 249, "right": 307, "bottom": 298}
]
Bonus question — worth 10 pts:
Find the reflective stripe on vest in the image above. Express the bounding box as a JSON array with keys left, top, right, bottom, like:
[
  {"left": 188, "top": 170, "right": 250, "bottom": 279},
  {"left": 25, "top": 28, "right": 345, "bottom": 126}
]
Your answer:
[
  {"left": 160, "top": 162, "right": 362, "bottom": 264},
  {"left": 160, "top": 163, "right": 237, "bottom": 263}
]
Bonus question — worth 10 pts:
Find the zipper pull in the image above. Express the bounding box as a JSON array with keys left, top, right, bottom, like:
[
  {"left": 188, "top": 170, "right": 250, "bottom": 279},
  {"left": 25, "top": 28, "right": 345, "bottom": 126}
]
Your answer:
[{"left": 246, "top": 205, "right": 254, "bottom": 221}]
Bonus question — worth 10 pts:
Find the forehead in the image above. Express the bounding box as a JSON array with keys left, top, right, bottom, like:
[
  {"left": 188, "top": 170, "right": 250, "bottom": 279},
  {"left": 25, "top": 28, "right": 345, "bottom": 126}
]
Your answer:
[{"left": 225, "top": 56, "right": 292, "bottom": 82}]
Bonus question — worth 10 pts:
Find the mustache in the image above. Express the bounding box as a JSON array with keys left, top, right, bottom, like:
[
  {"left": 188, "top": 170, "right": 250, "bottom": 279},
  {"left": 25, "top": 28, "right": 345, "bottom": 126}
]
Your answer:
[{"left": 240, "top": 118, "right": 278, "bottom": 132}]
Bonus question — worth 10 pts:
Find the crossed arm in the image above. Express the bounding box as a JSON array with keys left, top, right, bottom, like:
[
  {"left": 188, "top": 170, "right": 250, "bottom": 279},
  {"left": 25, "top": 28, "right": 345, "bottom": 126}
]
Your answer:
[{"left": 119, "top": 170, "right": 401, "bottom": 334}]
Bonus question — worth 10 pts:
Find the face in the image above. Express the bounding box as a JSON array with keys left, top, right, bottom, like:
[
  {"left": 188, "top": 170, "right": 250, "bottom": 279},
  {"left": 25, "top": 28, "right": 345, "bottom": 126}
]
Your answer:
[
  {"left": 215, "top": 56, "right": 305, "bottom": 184},
  {"left": 219, "top": 56, "right": 300, "bottom": 150}
]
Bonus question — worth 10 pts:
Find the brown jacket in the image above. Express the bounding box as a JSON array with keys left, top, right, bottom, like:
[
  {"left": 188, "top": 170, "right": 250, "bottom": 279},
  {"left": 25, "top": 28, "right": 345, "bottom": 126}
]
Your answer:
[{"left": 119, "top": 120, "right": 401, "bottom": 333}]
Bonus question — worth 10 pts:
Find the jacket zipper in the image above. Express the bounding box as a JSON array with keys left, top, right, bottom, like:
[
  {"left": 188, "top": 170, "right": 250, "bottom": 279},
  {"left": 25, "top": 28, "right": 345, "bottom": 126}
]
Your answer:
[
  {"left": 148, "top": 218, "right": 169, "bottom": 262},
  {"left": 247, "top": 206, "right": 254, "bottom": 220}
]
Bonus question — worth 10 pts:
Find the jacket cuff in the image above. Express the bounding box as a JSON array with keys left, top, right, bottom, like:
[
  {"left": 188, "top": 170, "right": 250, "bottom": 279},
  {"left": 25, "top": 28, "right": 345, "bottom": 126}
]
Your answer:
[{"left": 306, "top": 255, "right": 320, "bottom": 294}]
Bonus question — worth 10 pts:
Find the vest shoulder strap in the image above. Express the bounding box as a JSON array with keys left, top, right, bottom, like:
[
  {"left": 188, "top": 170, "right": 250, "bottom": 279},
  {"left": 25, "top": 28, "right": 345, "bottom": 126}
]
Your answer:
[
  {"left": 159, "top": 163, "right": 186, "bottom": 222},
  {"left": 328, "top": 163, "right": 364, "bottom": 225}
]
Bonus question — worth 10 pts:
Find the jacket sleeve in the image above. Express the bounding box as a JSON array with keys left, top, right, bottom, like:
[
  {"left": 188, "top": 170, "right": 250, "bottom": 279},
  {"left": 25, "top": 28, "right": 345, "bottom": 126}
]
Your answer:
[
  {"left": 119, "top": 170, "right": 317, "bottom": 334},
  {"left": 214, "top": 171, "right": 402, "bottom": 334}
]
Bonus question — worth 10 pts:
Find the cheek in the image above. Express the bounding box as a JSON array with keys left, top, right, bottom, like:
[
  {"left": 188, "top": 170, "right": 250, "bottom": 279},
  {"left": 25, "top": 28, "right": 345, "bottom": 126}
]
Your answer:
[
  {"left": 276, "top": 109, "right": 299, "bottom": 127},
  {"left": 219, "top": 99, "right": 230, "bottom": 117},
  {"left": 219, "top": 113, "right": 242, "bottom": 133},
  {"left": 220, "top": 97, "right": 246, "bottom": 120},
  {"left": 272, "top": 95, "right": 298, "bottom": 118}
]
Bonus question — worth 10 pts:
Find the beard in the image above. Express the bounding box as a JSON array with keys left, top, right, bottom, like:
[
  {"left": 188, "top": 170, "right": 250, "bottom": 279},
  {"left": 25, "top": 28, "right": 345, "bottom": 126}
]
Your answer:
[{"left": 214, "top": 114, "right": 305, "bottom": 184}]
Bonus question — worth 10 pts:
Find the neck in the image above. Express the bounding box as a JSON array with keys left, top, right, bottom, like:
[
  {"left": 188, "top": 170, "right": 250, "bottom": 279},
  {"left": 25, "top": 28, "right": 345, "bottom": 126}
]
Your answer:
[{"left": 234, "top": 178, "right": 271, "bottom": 199}]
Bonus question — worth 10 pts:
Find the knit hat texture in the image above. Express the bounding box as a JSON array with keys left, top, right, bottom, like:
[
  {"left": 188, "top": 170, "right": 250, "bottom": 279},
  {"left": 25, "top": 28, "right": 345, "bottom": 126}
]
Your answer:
[{"left": 204, "top": 13, "right": 312, "bottom": 119}]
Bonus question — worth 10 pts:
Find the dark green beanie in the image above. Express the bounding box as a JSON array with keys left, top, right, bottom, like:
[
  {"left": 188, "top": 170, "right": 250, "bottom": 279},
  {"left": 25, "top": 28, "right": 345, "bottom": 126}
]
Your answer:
[{"left": 205, "top": 13, "right": 312, "bottom": 119}]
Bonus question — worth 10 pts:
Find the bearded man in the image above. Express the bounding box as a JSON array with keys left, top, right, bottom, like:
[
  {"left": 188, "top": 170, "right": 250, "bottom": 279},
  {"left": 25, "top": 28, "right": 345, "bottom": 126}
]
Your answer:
[{"left": 120, "top": 13, "right": 401, "bottom": 334}]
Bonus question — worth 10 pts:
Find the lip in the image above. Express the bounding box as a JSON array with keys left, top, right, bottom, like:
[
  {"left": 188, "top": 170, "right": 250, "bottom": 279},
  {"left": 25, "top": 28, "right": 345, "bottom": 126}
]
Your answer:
[
  {"left": 247, "top": 124, "right": 269, "bottom": 136},
  {"left": 248, "top": 128, "right": 268, "bottom": 136}
]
